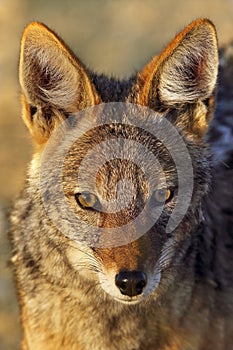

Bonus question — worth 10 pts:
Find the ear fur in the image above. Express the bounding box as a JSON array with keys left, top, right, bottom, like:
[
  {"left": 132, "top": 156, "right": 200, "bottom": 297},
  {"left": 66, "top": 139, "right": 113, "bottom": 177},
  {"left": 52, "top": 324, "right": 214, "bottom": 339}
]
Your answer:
[
  {"left": 137, "top": 18, "right": 219, "bottom": 138},
  {"left": 139, "top": 19, "right": 218, "bottom": 107},
  {"left": 19, "top": 22, "right": 100, "bottom": 144}
]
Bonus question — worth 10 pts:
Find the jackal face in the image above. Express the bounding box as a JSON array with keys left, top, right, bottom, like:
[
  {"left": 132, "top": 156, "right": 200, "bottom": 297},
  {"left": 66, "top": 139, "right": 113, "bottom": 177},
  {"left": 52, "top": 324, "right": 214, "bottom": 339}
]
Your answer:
[{"left": 19, "top": 19, "right": 218, "bottom": 304}]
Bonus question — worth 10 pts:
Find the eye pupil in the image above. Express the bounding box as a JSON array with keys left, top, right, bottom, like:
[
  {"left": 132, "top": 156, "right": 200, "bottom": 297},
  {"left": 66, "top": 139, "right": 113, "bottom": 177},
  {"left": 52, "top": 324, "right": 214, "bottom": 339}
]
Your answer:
[
  {"left": 75, "top": 192, "right": 98, "bottom": 209},
  {"left": 154, "top": 188, "right": 172, "bottom": 204}
]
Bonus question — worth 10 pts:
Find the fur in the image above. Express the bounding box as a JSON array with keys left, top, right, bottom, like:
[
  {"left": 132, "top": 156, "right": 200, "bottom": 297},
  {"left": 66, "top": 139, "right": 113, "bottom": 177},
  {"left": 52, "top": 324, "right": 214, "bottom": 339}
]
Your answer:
[{"left": 10, "top": 19, "right": 233, "bottom": 350}]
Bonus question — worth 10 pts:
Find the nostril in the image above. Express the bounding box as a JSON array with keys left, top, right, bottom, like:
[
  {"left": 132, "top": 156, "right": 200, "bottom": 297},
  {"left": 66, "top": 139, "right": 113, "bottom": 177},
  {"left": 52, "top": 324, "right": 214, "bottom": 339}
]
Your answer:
[
  {"left": 136, "top": 279, "right": 146, "bottom": 294},
  {"left": 115, "top": 274, "right": 128, "bottom": 294},
  {"left": 115, "top": 270, "right": 147, "bottom": 297}
]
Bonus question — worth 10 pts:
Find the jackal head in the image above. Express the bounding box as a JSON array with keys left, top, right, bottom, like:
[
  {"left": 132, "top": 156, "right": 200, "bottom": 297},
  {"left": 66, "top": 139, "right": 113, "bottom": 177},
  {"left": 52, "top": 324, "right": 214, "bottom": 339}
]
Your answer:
[{"left": 19, "top": 19, "right": 218, "bottom": 304}]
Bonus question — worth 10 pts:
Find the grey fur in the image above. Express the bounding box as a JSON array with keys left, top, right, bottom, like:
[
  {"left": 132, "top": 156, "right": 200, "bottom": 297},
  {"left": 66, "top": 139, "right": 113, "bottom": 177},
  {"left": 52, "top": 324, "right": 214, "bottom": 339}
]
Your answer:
[{"left": 10, "top": 19, "right": 233, "bottom": 350}]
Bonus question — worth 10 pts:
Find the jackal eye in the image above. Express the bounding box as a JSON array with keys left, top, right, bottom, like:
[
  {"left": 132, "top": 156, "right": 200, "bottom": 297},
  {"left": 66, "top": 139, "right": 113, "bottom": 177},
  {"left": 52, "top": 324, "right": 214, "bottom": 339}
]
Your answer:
[
  {"left": 75, "top": 192, "right": 100, "bottom": 210},
  {"left": 153, "top": 188, "right": 173, "bottom": 204}
]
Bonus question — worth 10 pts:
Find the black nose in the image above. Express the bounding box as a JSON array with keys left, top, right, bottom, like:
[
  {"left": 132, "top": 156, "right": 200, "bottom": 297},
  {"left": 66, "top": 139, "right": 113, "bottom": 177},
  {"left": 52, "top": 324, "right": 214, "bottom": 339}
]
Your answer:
[{"left": 115, "top": 270, "right": 147, "bottom": 297}]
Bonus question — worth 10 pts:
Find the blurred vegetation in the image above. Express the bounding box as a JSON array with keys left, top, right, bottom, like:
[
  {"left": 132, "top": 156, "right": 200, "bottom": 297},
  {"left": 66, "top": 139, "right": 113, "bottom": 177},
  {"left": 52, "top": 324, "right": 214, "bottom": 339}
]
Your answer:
[{"left": 0, "top": 0, "right": 233, "bottom": 348}]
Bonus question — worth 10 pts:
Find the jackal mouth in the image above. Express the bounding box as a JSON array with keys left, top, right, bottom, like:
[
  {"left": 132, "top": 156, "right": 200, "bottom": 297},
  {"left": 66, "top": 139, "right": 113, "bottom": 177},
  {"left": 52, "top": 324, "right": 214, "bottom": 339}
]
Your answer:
[{"left": 114, "top": 295, "right": 144, "bottom": 305}]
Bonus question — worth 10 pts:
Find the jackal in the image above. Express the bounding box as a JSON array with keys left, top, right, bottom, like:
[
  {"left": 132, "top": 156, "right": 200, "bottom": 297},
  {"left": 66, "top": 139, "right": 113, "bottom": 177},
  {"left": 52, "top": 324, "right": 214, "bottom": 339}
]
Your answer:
[{"left": 10, "top": 19, "right": 233, "bottom": 350}]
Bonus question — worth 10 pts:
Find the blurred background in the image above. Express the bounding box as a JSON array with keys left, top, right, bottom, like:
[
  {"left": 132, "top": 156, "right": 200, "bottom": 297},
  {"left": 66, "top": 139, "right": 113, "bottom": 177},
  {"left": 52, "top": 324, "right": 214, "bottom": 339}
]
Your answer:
[{"left": 0, "top": 0, "right": 233, "bottom": 348}]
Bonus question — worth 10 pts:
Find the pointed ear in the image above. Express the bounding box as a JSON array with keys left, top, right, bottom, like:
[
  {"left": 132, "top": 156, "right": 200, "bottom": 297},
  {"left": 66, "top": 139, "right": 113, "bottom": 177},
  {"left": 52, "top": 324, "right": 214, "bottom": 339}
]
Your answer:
[
  {"left": 139, "top": 19, "right": 218, "bottom": 107},
  {"left": 19, "top": 22, "right": 100, "bottom": 144},
  {"left": 137, "top": 19, "right": 218, "bottom": 138}
]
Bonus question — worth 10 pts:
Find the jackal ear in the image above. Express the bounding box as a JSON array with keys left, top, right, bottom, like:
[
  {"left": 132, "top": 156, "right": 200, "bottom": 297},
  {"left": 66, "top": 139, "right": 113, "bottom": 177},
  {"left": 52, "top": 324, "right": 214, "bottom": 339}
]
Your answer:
[
  {"left": 139, "top": 18, "right": 218, "bottom": 109},
  {"left": 137, "top": 19, "right": 219, "bottom": 139},
  {"left": 19, "top": 22, "right": 100, "bottom": 144},
  {"left": 157, "top": 19, "right": 218, "bottom": 107}
]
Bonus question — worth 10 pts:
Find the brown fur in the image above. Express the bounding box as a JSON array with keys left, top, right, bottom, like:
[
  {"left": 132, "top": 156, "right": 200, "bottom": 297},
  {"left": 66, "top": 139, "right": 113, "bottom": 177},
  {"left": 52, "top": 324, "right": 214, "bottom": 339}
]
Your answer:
[{"left": 10, "top": 19, "right": 233, "bottom": 350}]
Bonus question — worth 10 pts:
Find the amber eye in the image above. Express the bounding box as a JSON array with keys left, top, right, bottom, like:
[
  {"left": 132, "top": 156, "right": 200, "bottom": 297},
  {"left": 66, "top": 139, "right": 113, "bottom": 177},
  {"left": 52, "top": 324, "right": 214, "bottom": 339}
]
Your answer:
[
  {"left": 75, "top": 192, "right": 99, "bottom": 210},
  {"left": 153, "top": 188, "right": 172, "bottom": 204}
]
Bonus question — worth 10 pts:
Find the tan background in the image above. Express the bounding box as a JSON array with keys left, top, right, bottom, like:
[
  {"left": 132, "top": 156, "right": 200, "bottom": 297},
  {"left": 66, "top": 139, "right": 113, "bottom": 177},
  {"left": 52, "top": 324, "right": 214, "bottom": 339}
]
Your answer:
[{"left": 0, "top": 0, "right": 233, "bottom": 348}]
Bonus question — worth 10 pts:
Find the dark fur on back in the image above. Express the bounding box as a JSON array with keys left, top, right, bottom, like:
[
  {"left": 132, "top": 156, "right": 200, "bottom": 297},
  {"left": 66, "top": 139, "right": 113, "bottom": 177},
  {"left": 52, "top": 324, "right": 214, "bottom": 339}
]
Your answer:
[
  {"left": 203, "top": 48, "right": 233, "bottom": 290},
  {"left": 10, "top": 20, "right": 233, "bottom": 350}
]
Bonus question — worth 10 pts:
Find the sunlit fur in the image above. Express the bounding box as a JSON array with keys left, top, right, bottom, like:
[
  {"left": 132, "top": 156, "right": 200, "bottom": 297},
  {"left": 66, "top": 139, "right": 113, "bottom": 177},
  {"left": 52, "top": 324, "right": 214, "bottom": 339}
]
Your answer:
[{"left": 10, "top": 19, "right": 233, "bottom": 350}]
